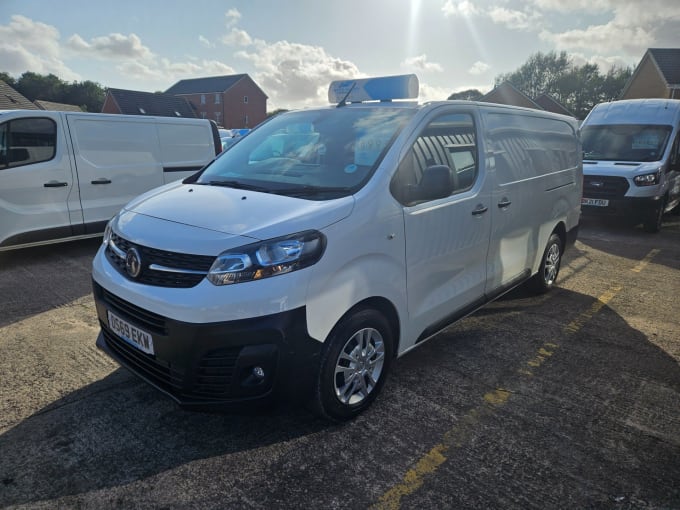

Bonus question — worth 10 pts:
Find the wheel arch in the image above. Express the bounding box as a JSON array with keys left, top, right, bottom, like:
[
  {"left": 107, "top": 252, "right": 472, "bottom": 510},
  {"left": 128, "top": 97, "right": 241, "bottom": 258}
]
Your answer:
[{"left": 335, "top": 297, "right": 401, "bottom": 358}]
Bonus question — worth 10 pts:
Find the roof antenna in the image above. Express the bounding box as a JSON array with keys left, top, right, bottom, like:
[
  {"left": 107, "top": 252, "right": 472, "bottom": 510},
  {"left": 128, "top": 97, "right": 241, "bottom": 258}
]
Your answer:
[{"left": 337, "top": 82, "right": 356, "bottom": 108}]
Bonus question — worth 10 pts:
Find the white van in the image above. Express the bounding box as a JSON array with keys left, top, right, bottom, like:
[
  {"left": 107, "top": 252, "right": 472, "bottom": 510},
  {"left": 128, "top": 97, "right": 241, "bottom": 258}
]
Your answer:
[
  {"left": 580, "top": 98, "right": 680, "bottom": 232},
  {"left": 91, "top": 75, "right": 582, "bottom": 421},
  {"left": 0, "top": 110, "right": 220, "bottom": 251}
]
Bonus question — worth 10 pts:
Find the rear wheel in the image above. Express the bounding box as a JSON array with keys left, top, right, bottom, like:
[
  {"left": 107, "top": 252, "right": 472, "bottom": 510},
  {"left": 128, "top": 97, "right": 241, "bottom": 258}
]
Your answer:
[
  {"left": 529, "top": 233, "right": 562, "bottom": 294},
  {"left": 312, "top": 308, "right": 393, "bottom": 422}
]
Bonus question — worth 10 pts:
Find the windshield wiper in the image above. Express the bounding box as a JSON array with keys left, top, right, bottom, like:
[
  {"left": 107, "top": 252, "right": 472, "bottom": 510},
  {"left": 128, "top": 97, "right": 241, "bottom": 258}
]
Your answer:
[
  {"left": 206, "top": 180, "right": 272, "bottom": 193},
  {"left": 276, "top": 185, "right": 352, "bottom": 197}
]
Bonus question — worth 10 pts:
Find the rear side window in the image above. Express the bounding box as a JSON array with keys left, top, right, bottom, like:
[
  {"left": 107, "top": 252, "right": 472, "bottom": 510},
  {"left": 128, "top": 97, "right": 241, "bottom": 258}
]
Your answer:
[
  {"left": 485, "top": 113, "right": 578, "bottom": 185},
  {"left": 391, "top": 112, "right": 478, "bottom": 205},
  {"left": 0, "top": 117, "right": 57, "bottom": 170}
]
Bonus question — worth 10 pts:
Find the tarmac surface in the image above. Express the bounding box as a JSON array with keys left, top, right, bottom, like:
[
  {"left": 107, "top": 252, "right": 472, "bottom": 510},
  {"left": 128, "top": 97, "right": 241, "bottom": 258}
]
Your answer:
[{"left": 0, "top": 214, "right": 679, "bottom": 509}]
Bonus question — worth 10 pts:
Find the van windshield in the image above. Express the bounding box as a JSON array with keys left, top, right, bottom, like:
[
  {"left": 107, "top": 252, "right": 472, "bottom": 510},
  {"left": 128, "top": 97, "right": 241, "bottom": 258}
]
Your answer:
[
  {"left": 581, "top": 124, "right": 672, "bottom": 162},
  {"left": 195, "top": 107, "right": 415, "bottom": 199}
]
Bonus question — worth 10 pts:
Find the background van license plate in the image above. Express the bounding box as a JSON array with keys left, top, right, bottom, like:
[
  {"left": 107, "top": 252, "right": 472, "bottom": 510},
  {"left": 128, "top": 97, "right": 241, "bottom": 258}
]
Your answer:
[
  {"left": 582, "top": 197, "right": 609, "bottom": 207},
  {"left": 107, "top": 310, "right": 154, "bottom": 355}
]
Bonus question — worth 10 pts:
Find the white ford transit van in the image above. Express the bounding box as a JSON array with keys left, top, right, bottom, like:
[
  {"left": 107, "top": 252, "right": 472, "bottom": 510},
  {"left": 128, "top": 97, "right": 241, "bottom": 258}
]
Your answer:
[
  {"left": 0, "top": 110, "right": 220, "bottom": 251},
  {"left": 580, "top": 99, "right": 680, "bottom": 232},
  {"left": 91, "top": 75, "right": 582, "bottom": 421}
]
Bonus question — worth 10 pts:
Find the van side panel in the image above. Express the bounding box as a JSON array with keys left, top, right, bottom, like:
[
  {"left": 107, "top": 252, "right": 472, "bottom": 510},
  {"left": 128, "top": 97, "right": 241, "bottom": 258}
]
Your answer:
[
  {"left": 483, "top": 111, "right": 581, "bottom": 291},
  {"left": 156, "top": 121, "right": 216, "bottom": 183},
  {"left": 67, "top": 114, "right": 164, "bottom": 227}
]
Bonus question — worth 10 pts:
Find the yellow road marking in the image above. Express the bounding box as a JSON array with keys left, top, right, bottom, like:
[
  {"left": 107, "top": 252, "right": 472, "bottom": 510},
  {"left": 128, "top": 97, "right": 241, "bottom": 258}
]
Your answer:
[
  {"left": 631, "top": 249, "right": 660, "bottom": 273},
  {"left": 372, "top": 280, "right": 630, "bottom": 509}
]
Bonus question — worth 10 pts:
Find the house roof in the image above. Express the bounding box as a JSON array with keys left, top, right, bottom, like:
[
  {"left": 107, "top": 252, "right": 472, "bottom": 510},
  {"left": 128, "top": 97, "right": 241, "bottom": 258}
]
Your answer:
[
  {"left": 534, "top": 94, "right": 574, "bottom": 117},
  {"left": 0, "top": 80, "right": 39, "bottom": 110},
  {"left": 165, "top": 74, "right": 267, "bottom": 98},
  {"left": 104, "top": 88, "right": 197, "bottom": 117},
  {"left": 480, "top": 81, "right": 543, "bottom": 110},
  {"left": 34, "top": 99, "right": 83, "bottom": 112},
  {"left": 648, "top": 48, "right": 680, "bottom": 86}
]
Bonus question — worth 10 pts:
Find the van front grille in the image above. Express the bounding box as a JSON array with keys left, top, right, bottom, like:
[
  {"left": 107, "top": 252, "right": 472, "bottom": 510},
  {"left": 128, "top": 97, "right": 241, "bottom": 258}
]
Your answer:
[
  {"left": 583, "top": 175, "right": 629, "bottom": 199},
  {"left": 105, "top": 233, "right": 215, "bottom": 288}
]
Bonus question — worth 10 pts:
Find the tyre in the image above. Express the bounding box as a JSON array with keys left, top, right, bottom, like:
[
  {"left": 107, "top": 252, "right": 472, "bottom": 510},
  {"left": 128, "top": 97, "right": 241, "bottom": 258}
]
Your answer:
[
  {"left": 529, "top": 233, "right": 562, "bottom": 294},
  {"left": 642, "top": 197, "right": 665, "bottom": 233},
  {"left": 312, "top": 308, "right": 393, "bottom": 422}
]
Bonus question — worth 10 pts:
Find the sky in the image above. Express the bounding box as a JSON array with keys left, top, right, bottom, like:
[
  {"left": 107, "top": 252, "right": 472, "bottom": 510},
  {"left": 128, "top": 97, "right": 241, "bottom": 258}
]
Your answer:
[{"left": 1, "top": 0, "right": 679, "bottom": 111}]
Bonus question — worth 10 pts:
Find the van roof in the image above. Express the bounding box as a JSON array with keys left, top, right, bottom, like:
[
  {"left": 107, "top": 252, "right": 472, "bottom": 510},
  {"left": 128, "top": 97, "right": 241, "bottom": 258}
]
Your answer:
[{"left": 585, "top": 99, "right": 680, "bottom": 126}]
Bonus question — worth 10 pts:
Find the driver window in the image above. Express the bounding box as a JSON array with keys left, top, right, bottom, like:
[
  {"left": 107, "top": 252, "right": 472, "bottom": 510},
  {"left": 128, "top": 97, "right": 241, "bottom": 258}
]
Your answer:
[
  {"left": 0, "top": 118, "right": 57, "bottom": 170},
  {"left": 391, "top": 112, "right": 477, "bottom": 205}
]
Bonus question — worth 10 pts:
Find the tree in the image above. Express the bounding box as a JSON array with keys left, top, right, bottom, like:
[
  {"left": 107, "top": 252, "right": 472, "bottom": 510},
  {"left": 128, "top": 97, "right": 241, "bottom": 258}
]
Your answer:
[
  {"left": 15, "top": 72, "right": 65, "bottom": 102},
  {"left": 494, "top": 51, "right": 632, "bottom": 119},
  {"left": 63, "top": 80, "right": 106, "bottom": 112},
  {"left": 448, "top": 89, "right": 483, "bottom": 101},
  {"left": 0, "top": 72, "right": 16, "bottom": 87},
  {"left": 2, "top": 71, "right": 106, "bottom": 112}
]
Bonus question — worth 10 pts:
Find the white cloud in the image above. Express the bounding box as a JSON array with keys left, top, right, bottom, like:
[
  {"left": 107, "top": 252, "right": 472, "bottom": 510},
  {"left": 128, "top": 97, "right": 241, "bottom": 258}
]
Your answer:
[
  {"left": 67, "top": 32, "right": 154, "bottom": 60},
  {"left": 221, "top": 28, "right": 253, "bottom": 46},
  {"left": 538, "top": 0, "right": 680, "bottom": 57},
  {"left": 198, "top": 35, "right": 214, "bottom": 48},
  {"left": 0, "top": 15, "right": 79, "bottom": 80},
  {"left": 569, "top": 52, "right": 633, "bottom": 72},
  {"left": 468, "top": 61, "right": 490, "bottom": 75},
  {"left": 401, "top": 55, "right": 444, "bottom": 73},
  {"left": 232, "top": 35, "right": 362, "bottom": 109},
  {"left": 442, "top": 0, "right": 478, "bottom": 17},
  {"left": 419, "top": 82, "right": 457, "bottom": 103},
  {"left": 540, "top": 22, "right": 654, "bottom": 55},
  {"left": 489, "top": 7, "right": 543, "bottom": 31},
  {"left": 225, "top": 8, "right": 241, "bottom": 28},
  {"left": 528, "top": 0, "right": 612, "bottom": 13}
]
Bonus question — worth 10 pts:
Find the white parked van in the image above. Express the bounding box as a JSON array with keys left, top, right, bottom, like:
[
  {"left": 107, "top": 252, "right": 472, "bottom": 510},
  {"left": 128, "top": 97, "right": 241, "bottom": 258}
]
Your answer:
[
  {"left": 91, "top": 75, "right": 582, "bottom": 421},
  {"left": 0, "top": 110, "right": 220, "bottom": 251},
  {"left": 580, "top": 99, "right": 680, "bottom": 232}
]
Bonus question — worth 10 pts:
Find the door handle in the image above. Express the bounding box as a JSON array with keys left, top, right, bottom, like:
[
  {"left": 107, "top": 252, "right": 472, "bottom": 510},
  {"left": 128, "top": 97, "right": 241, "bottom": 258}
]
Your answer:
[
  {"left": 471, "top": 205, "right": 488, "bottom": 216},
  {"left": 91, "top": 178, "right": 112, "bottom": 185},
  {"left": 44, "top": 180, "right": 68, "bottom": 188},
  {"left": 498, "top": 198, "right": 512, "bottom": 209}
]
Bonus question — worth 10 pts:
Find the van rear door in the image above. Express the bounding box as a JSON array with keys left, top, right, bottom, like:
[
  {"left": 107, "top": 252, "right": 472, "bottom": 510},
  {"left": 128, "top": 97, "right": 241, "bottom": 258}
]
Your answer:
[{"left": 66, "top": 114, "right": 164, "bottom": 233}]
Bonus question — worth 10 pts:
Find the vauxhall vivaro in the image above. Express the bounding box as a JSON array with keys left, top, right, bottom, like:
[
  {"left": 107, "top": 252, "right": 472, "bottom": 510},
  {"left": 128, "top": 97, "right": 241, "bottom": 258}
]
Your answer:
[{"left": 92, "top": 75, "right": 582, "bottom": 421}]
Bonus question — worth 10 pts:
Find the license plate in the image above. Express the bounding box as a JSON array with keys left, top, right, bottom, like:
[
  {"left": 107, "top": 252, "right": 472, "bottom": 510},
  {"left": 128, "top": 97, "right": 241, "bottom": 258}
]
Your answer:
[
  {"left": 107, "top": 310, "right": 154, "bottom": 355},
  {"left": 581, "top": 197, "right": 609, "bottom": 207}
]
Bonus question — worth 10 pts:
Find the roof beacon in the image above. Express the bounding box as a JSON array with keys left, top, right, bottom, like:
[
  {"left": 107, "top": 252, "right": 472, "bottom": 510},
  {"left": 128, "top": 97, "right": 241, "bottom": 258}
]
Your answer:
[{"left": 328, "top": 74, "right": 419, "bottom": 104}]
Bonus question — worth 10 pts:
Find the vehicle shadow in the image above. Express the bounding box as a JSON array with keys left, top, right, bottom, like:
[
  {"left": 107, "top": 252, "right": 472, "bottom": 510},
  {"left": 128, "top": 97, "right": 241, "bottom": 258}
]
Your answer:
[
  {"left": 577, "top": 214, "right": 680, "bottom": 271},
  {"left": 0, "top": 238, "right": 102, "bottom": 328},
  {"left": 0, "top": 287, "right": 678, "bottom": 508},
  {"left": 0, "top": 368, "right": 329, "bottom": 507}
]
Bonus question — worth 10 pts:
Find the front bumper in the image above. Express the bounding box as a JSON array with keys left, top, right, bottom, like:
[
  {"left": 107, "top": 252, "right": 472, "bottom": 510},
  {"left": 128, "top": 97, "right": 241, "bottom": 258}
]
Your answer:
[
  {"left": 93, "top": 280, "right": 322, "bottom": 409},
  {"left": 581, "top": 195, "right": 662, "bottom": 221}
]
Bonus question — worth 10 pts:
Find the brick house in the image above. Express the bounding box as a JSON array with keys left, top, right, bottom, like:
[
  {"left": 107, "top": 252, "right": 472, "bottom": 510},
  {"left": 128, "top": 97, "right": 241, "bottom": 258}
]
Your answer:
[
  {"left": 621, "top": 48, "right": 680, "bottom": 100},
  {"left": 101, "top": 88, "right": 197, "bottom": 117},
  {"left": 165, "top": 74, "right": 267, "bottom": 129}
]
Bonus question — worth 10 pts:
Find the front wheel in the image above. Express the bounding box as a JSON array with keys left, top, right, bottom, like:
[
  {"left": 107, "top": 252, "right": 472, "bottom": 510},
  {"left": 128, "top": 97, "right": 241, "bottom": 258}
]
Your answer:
[
  {"left": 643, "top": 197, "right": 665, "bottom": 233},
  {"left": 529, "top": 233, "right": 562, "bottom": 294},
  {"left": 312, "top": 308, "right": 393, "bottom": 422}
]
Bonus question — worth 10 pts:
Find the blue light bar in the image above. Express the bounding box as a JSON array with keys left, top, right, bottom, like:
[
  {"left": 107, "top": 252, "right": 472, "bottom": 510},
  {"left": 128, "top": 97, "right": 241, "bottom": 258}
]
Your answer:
[{"left": 328, "top": 74, "right": 419, "bottom": 104}]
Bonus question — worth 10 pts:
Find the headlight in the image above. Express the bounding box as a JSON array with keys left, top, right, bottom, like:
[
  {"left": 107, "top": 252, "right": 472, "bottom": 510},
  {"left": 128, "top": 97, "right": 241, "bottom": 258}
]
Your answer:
[
  {"left": 102, "top": 220, "right": 113, "bottom": 245},
  {"left": 634, "top": 171, "right": 660, "bottom": 186},
  {"left": 207, "top": 230, "right": 326, "bottom": 286}
]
